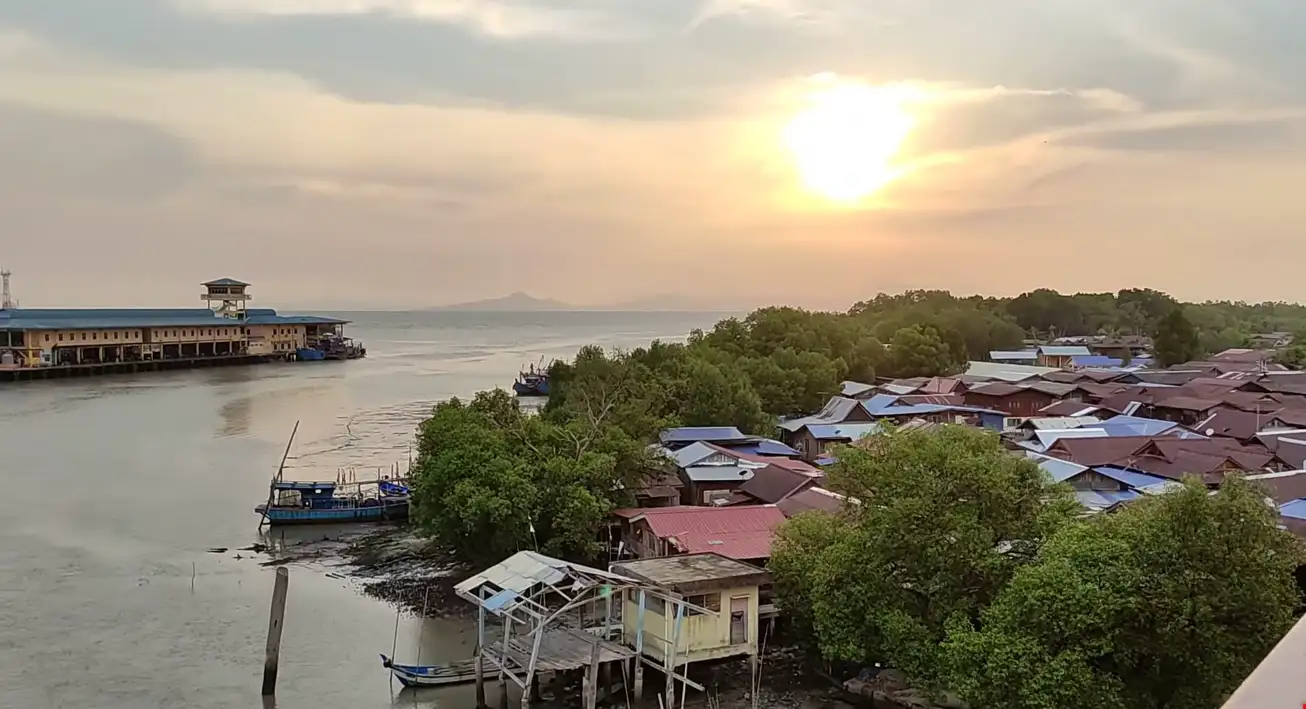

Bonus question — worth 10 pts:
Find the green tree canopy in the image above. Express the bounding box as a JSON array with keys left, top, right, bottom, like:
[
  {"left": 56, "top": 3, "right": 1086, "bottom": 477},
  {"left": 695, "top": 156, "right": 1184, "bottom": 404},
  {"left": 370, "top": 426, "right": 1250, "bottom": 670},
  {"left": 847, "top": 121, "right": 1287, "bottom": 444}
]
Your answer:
[
  {"left": 769, "top": 425, "right": 1078, "bottom": 682},
  {"left": 941, "top": 477, "right": 1302, "bottom": 709},
  {"left": 1154, "top": 307, "right": 1204, "bottom": 367}
]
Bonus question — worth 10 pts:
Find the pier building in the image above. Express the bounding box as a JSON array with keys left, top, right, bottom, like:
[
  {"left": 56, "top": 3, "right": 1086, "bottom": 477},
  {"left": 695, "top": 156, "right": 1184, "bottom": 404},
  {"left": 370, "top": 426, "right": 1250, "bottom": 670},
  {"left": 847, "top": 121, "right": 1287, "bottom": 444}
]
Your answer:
[{"left": 0, "top": 278, "right": 355, "bottom": 380}]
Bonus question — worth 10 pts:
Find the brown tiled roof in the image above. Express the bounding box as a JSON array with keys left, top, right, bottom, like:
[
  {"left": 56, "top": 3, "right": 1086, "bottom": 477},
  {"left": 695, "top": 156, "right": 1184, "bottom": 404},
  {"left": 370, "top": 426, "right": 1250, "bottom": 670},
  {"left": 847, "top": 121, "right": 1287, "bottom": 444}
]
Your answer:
[
  {"left": 1074, "top": 382, "right": 1129, "bottom": 400},
  {"left": 735, "top": 464, "right": 819, "bottom": 504},
  {"left": 1040, "top": 371, "right": 1086, "bottom": 384},
  {"left": 1021, "top": 381, "right": 1077, "bottom": 397},
  {"left": 775, "top": 487, "right": 848, "bottom": 517},
  {"left": 1079, "top": 369, "right": 1129, "bottom": 383},
  {"left": 1046, "top": 436, "right": 1154, "bottom": 465},
  {"left": 1039, "top": 400, "right": 1103, "bottom": 416},
  {"left": 1187, "top": 377, "right": 1254, "bottom": 392},
  {"left": 966, "top": 382, "right": 1026, "bottom": 398},
  {"left": 1244, "top": 471, "right": 1306, "bottom": 503},
  {"left": 919, "top": 376, "right": 965, "bottom": 394},
  {"left": 1125, "top": 451, "right": 1243, "bottom": 483},
  {"left": 1130, "top": 370, "right": 1209, "bottom": 386},
  {"left": 1195, "top": 408, "right": 1272, "bottom": 442},
  {"left": 1150, "top": 396, "right": 1223, "bottom": 413},
  {"left": 1272, "top": 409, "right": 1306, "bottom": 428}
]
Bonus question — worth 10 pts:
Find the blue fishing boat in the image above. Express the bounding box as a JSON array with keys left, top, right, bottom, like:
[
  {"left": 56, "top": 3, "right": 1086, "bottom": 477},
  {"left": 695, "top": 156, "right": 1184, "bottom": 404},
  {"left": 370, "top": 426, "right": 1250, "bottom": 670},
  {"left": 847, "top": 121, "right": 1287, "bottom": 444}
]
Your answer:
[
  {"left": 512, "top": 361, "right": 550, "bottom": 397},
  {"left": 379, "top": 654, "right": 478, "bottom": 687},
  {"left": 254, "top": 421, "right": 409, "bottom": 526},
  {"left": 254, "top": 480, "right": 409, "bottom": 525}
]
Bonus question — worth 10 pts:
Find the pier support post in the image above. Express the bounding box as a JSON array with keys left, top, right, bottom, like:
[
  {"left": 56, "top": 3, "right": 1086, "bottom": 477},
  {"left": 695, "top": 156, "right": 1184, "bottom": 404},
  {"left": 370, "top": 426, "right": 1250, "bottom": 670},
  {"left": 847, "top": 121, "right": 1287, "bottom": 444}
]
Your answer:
[
  {"left": 476, "top": 587, "right": 487, "bottom": 708},
  {"left": 584, "top": 640, "right": 600, "bottom": 709},
  {"left": 633, "top": 590, "right": 646, "bottom": 700},
  {"left": 261, "top": 567, "right": 289, "bottom": 696}
]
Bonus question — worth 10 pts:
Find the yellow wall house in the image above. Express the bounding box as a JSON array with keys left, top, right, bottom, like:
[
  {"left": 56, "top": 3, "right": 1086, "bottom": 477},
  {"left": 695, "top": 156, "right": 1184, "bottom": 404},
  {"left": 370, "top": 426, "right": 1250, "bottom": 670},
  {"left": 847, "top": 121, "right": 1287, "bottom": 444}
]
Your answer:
[{"left": 611, "top": 553, "right": 770, "bottom": 689}]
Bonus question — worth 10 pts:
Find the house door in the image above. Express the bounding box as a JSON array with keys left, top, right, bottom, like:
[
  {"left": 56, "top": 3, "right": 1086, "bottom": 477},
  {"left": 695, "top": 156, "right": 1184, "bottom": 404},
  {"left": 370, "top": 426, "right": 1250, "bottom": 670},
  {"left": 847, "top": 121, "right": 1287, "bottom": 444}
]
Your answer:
[{"left": 729, "top": 596, "right": 749, "bottom": 644}]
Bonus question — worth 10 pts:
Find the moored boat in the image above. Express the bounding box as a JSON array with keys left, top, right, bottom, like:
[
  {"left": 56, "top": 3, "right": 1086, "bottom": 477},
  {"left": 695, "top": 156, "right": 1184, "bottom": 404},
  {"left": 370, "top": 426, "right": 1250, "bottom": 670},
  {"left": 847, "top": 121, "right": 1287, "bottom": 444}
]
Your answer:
[
  {"left": 380, "top": 654, "right": 479, "bottom": 687},
  {"left": 512, "top": 361, "right": 550, "bottom": 396},
  {"left": 254, "top": 480, "right": 409, "bottom": 525}
]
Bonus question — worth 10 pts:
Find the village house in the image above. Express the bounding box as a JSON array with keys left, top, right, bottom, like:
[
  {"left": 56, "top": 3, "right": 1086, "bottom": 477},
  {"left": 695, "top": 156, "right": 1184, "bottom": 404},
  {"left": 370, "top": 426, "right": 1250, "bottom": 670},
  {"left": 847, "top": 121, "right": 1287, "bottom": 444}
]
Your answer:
[
  {"left": 723, "top": 464, "right": 822, "bottom": 506},
  {"left": 610, "top": 505, "right": 786, "bottom": 563},
  {"left": 1035, "top": 345, "right": 1092, "bottom": 368},
  {"left": 963, "top": 382, "right": 1060, "bottom": 417},
  {"left": 611, "top": 553, "right": 772, "bottom": 698},
  {"left": 785, "top": 422, "right": 880, "bottom": 462}
]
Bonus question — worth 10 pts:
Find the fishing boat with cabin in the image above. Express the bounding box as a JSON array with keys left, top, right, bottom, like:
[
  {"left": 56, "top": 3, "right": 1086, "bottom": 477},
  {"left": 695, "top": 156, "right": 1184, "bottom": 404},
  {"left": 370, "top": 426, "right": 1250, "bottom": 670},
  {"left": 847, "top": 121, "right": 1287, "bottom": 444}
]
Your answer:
[
  {"left": 512, "top": 359, "right": 552, "bottom": 397},
  {"left": 254, "top": 422, "right": 410, "bottom": 526}
]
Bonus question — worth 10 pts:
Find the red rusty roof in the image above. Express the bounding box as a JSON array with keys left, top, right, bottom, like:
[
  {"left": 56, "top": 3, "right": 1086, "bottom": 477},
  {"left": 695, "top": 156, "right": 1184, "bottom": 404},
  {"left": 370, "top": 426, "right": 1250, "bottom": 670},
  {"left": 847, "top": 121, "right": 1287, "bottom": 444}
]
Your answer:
[{"left": 632, "top": 505, "right": 786, "bottom": 560}]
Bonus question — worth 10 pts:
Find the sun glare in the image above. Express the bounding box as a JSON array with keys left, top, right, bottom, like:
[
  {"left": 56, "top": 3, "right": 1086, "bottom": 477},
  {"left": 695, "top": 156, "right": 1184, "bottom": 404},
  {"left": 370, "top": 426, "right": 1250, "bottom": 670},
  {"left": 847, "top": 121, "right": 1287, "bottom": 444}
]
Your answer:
[{"left": 783, "top": 78, "right": 916, "bottom": 203}]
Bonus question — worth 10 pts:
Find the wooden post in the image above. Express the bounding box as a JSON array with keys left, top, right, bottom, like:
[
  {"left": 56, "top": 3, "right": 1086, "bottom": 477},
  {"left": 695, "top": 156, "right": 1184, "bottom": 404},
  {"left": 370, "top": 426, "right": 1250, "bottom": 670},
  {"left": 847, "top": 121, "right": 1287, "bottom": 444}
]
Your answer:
[
  {"left": 633, "top": 589, "right": 646, "bottom": 700},
  {"left": 499, "top": 617, "right": 513, "bottom": 709},
  {"left": 584, "top": 637, "right": 600, "bottom": 709},
  {"left": 261, "top": 567, "right": 289, "bottom": 696},
  {"left": 476, "top": 588, "right": 487, "bottom": 708},
  {"left": 665, "top": 600, "right": 684, "bottom": 709}
]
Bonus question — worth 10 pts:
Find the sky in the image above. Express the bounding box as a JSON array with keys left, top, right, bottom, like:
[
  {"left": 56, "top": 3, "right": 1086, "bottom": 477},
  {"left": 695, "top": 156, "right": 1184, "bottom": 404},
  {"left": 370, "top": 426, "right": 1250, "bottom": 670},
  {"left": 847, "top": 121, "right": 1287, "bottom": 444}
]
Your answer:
[{"left": 2, "top": 0, "right": 1306, "bottom": 310}]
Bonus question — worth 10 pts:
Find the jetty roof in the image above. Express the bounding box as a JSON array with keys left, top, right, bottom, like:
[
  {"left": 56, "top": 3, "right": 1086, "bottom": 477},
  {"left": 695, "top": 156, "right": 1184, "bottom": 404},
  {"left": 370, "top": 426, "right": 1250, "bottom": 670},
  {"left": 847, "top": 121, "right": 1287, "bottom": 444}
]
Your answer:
[
  {"left": 611, "top": 553, "right": 770, "bottom": 594},
  {"left": 0, "top": 307, "right": 346, "bottom": 329},
  {"left": 202, "top": 277, "right": 250, "bottom": 287}
]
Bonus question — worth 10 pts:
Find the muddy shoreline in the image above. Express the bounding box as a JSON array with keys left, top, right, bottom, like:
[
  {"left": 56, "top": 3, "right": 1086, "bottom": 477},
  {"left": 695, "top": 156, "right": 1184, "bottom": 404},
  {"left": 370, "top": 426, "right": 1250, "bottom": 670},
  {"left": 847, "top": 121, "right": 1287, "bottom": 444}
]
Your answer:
[{"left": 255, "top": 524, "right": 935, "bottom": 708}]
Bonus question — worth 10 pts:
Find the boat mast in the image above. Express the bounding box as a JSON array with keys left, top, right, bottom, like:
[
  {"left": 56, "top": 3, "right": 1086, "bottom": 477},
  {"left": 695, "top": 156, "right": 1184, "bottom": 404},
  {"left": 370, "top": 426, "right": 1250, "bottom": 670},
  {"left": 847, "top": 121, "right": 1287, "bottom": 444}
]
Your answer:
[{"left": 258, "top": 420, "right": 300, "bottom": 529}]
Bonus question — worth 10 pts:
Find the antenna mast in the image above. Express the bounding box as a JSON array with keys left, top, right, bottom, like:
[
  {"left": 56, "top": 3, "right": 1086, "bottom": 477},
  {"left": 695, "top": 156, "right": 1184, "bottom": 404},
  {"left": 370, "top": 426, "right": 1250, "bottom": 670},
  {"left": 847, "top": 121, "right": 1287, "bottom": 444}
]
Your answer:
[{"left": 0, "top": 268, "right": 13, "bottom": 309}]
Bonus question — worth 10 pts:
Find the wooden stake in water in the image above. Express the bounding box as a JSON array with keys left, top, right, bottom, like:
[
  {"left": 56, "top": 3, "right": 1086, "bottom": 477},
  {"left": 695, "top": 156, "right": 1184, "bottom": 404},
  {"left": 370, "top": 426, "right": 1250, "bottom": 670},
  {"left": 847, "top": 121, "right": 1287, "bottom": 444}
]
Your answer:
[{"left": 261, "top": 567, "right": 290, "bottom": 696}]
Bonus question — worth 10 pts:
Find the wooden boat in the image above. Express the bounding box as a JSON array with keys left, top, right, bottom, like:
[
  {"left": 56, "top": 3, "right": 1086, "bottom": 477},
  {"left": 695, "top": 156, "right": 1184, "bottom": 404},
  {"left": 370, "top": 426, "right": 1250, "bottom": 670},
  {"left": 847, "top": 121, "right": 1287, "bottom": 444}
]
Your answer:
[
  {"left": 512, "top": 360, "right": 551, "bottom": 397},
  {"left": 254, "top": 481, "right": 409, "bottom": 525},
  {"left": 255, "top": 422, "right": 409, "bottom": 526},
  {"left": 380, "top": 654, "right": 479, "bottom": 687}
]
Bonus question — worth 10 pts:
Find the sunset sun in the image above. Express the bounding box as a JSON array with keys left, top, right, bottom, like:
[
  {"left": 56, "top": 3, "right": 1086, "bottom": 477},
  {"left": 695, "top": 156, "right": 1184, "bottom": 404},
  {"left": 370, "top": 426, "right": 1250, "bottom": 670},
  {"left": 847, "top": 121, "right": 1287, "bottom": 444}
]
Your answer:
[{"left": 783, "top": 77, "right": 915, "bottom": 203}]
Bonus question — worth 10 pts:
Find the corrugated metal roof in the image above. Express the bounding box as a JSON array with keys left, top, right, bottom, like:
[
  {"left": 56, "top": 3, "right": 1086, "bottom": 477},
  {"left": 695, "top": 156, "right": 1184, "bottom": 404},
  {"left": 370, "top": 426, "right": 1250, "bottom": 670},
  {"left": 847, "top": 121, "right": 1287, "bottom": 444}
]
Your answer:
[
  {"left": 0, "top": 306, "right": 345, "bottom": 329},
  {"left": 719, "top": 439, "right": 802, "bottom": 457},
  {"left": 659, "top": 426, "right": 747, "bottom": 444},
  {"left": 1033, "top": 455, "right": 1090, "bottom": 481},
  {"left": 804, "top": 422, "right": 881, "bottom": 441},
  {"left": 636, "top": 505, "right": 786, "bottom": 560},
  {"left": 778, "top": 396, "right": 864, "bottom": 432},
  {"left": 1278, "top": 499, "right": 1306, "bottom": 520},
  {"left": 1091, "top": 465, "right": 1171, "bottom": 489},
  {"left": 840, "top": 380, "right": 876, "bottom": 397},
  {"left": 989, "top": 350, "right": 1038, "bottom": 360},
  {"left": 1075, "top": 489, "right": 1139, "bottom": 510},
  {"left": 1072, "top": 355, "right": 1124, "bottom": 367},
  {"left": 454, "top": 550, "right": 629, "bottom": 600},
  {"left": 683, "top": 465, "right": 755, "bottom": 482},
  {"left": 1039, "top": 345, "right": 1092, "bottom": 356},
  {"left": 776, "top": 487, "right": 850, "bottom": 517},
  {"left": 964, "top": 362, "right": 1060, "bottom": 381}
]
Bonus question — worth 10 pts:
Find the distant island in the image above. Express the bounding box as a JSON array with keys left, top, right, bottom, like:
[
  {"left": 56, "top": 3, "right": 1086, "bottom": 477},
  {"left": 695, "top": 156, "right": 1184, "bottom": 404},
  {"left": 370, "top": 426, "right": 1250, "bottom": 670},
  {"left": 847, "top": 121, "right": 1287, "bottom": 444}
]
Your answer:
[
  {"left": 428, "top": 292, "right": 575, "bottom": 312},
  {"left": 428, "top": 292, "right": 743, "bottom": 312}
]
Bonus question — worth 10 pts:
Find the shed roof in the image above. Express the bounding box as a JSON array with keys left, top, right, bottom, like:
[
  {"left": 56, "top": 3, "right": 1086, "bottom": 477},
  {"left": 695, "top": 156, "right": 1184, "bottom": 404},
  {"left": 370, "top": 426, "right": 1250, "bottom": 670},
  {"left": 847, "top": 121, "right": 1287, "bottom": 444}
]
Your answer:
[
  {"left": 659, "top": 426, "right": 748, "bottom": 444},
  {"left": 735, "top": 464, "right": 820, "bottom": 504},
  {"left": 989, "top": 350, "right": 1038, "bottom": 360},
  {"left": 776, "top": 487, "right": 849, "bottom": 517},
  {"left": 631, "top": 505, "right": 786, "bottom": 560},
  {"left": 778, "top": 396, "right": 864, "bottom": 432},
  {"left": 610, "top": 553, "right": 770, "bottom": 594},
  {"left": 1039, "top": 345, "right": 1092, "bottom": 357},
  {"left": 454, "top": 550, "right": 629, "bottom": 601}
]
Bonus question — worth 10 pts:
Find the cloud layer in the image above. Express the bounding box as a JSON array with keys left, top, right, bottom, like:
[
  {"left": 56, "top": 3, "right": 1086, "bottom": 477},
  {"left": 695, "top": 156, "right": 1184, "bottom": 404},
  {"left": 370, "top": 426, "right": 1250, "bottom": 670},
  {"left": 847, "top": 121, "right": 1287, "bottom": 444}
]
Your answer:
[{"left": 2, "top": 0, "right": 1306, "bottom": 308}]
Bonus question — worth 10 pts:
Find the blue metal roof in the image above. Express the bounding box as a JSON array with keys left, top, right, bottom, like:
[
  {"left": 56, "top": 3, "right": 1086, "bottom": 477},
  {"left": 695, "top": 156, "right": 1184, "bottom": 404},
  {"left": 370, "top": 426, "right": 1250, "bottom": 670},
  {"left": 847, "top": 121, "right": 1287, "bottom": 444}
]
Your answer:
[
  {"left": 1037, "top": 456, "right": 1089, "bottom": 482},
  {"left": 1098, "top": 415, "right": 1181, "bottom": 437},
  {"left": 1090, "top": 466, "right": 1171, "bottom": 489},
  {"left": 805, "top": 422, "right": 881, "bottom": 441},
  {"left": 659, "top": 426, "right": 747, "bottom": 444},
  {"left": 0, "top": 306, "right": 345, "bottom": 329},
  {"left": 1072, "top": 355, "right": 1123, "bottom": 367},
  {"left": 723, "top": 439, "right": 801, "bottom": 456},
  {"left": 1280, "top": 499, "right": 1306, "bottom": 520},
  {"left": 862, "top": 394, "right": 901, "bottom": 413},
  {"left": 203, "top": 278, "right": 250, "bottom": 286},
  {"left": 1076, "top": 489, "right": 1139, "bottom": 510}
]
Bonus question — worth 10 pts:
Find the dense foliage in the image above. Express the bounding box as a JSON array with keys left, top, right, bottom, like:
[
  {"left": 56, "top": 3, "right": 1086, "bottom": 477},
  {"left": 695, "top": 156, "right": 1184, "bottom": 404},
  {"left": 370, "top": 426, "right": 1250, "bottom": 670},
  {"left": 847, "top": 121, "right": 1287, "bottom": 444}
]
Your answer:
[
  {"left": 771, "top": 431, "right": 1304, "bottom": 709},
  {"left": 769, "top": 425, "right": 1078, "bottom": 682},
  {"left": 941, "top": 477, "right": 1302, "bottom": 709},
  {"left": 410, "top": 286, "right": 1306, "bottom": 563}
]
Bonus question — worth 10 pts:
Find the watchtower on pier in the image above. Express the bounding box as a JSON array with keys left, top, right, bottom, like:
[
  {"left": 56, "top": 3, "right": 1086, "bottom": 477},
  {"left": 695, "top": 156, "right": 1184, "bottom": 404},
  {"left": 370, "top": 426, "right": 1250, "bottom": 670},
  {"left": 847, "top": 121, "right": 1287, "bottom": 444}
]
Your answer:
[{"left": 201, "top": 278, "right": 251, "bottom": 320}]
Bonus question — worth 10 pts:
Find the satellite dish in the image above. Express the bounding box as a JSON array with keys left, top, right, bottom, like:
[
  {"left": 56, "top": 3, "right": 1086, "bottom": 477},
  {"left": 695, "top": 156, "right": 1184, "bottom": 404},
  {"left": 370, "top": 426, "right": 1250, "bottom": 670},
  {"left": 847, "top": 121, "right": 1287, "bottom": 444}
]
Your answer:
[{"left": 1206, "top": 428, "right": 1215, "bottom": 436}]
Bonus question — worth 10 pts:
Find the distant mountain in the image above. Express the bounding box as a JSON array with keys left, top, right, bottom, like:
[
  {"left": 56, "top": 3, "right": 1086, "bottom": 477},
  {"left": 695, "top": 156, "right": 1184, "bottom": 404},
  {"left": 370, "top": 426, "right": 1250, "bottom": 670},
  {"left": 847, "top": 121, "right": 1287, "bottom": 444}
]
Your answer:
[
  {"left": 599, "top": 294, "right": 754, "bottom": 312},
  {"left": 429, "top": 292, "right": 575, "bottom": 311}
]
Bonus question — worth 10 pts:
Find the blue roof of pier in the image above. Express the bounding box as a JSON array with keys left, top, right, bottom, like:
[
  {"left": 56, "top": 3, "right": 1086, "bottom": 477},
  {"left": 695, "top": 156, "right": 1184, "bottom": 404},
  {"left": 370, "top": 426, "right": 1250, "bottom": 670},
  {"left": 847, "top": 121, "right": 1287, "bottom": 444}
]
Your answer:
[
  {"left": 0, "top": 306, "right": 346, "bottom": 330},
  {"left": 202, "top": 278, "right": 250, "bottom": 286}
]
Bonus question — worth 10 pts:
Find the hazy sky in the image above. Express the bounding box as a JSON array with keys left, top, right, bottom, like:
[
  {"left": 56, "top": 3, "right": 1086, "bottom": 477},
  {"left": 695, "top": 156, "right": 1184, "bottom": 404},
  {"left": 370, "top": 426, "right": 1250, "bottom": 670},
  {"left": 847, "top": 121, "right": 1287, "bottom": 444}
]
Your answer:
[{"left": 3, "top": 0, "right": 1305, "bottom": 309}]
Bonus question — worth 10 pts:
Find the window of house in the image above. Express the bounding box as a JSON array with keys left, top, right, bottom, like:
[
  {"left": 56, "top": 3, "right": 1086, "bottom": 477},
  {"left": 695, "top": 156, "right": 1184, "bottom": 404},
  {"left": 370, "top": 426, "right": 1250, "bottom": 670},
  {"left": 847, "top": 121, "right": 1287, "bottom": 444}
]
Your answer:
[
  {"left": 92, "top": 333, "right": 97, "bottom": 340},
  {"left": 684, "top": 593, "right": 721, "bottom": 616},
  {"left": 113, "top": 332, "right": 118, "bottom": 340},
  {"left": 44, "top": 334, "right": 50, "bottom": 342},
  {"left": 646, "top": 595, "right": 667, "bottom": 616},
  {"left": 58, "top": 334, "right": 64, "bottom": 342}
]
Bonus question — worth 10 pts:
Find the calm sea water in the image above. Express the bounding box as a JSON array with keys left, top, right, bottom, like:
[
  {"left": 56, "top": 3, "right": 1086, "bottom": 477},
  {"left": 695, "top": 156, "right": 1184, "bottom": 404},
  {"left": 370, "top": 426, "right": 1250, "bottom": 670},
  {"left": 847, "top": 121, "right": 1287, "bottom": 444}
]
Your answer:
[{"left": 0, "top": 310, "right": 728, "bottom": 709}]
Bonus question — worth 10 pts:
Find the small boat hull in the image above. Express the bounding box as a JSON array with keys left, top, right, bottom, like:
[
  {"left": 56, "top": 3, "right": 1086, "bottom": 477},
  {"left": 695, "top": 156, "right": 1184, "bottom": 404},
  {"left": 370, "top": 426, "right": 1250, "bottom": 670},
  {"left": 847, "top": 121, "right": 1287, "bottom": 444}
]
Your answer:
[
  {"left": 295, "top": 348, "right": 327, "bottom": 361},
  {"left": 512, "top": 380, "right": 549, "bottom": 397},
  {"left": 256, "top": 500, "right": 409, "bottom": 525},
  {"left": 380, "top": 654, "right": 478, "bottom": 687}
]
